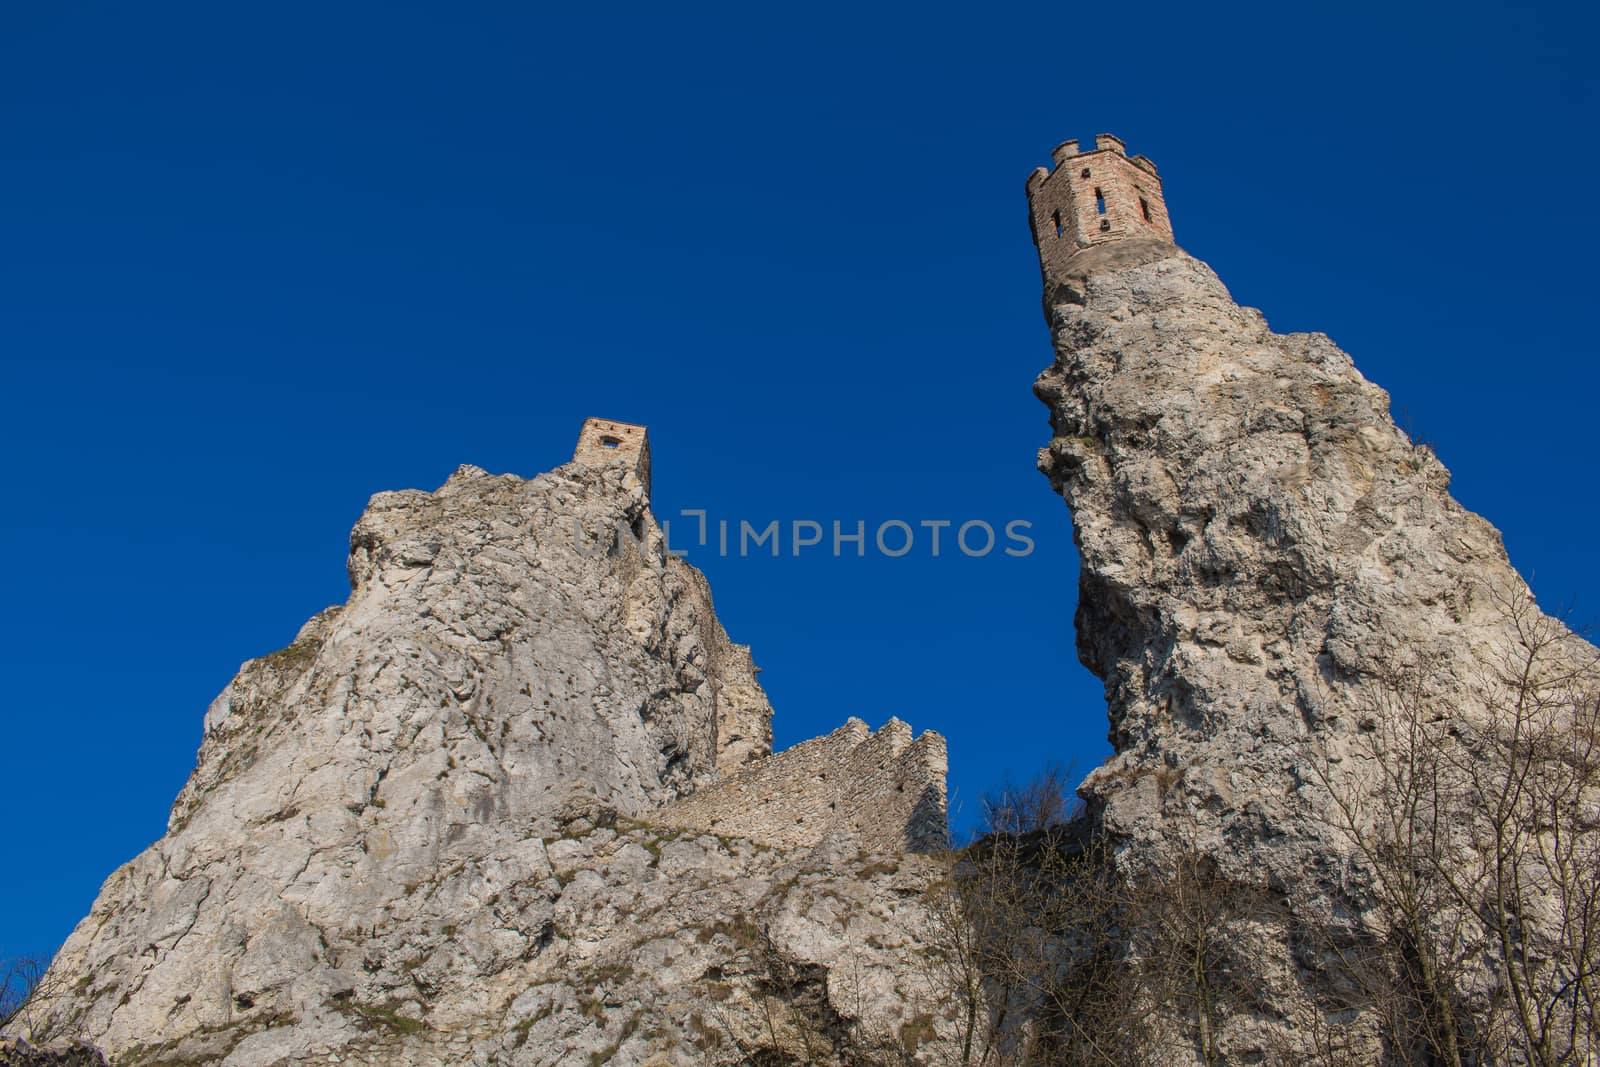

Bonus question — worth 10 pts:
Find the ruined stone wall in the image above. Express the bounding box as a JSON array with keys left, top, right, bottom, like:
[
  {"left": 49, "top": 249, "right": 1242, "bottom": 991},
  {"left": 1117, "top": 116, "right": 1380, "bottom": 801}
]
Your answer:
[
  {"left": 571, "top": 417, "right": 651, "bottom": 494},
  {"left": 1026, "top": 133, "right": 1173, "bottom": 279},
  {"left": 654, "top": 718, "right": 948, "bottom": 854}
]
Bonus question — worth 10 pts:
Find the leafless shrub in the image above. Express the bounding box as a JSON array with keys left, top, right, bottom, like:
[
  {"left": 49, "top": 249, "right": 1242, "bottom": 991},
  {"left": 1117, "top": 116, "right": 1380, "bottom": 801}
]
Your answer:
[
  {"left": 0, "top": 954, "right": 66, "bottom": 1040},
  {"left": 919, "top": 786, "right": 1266, "bottom": 1066},
  {"left": 977, "top": 762, "right": 1079, "bottom": 838},
  {"left": 1305, "top": 584, "right": 1600, "bottom": 1066}
]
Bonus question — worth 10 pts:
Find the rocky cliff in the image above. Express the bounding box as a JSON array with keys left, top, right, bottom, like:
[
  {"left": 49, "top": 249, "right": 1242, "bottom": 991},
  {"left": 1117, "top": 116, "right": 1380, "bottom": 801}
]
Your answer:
[
  {"left": 1030, "top": 229, "right": 1600, "bottom": 1059},
  {"left": 9, "top": 446, "right": 951, "bottom": 1066}
]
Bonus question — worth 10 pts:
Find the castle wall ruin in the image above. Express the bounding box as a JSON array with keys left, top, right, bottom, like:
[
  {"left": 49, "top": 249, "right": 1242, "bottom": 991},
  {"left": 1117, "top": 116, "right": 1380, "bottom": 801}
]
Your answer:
[
  {"left": 653, "top": 717, "right": 948, "bottom": 854},
  {"left": 572, "top": 417, "right": 652, "bottom": 495}
]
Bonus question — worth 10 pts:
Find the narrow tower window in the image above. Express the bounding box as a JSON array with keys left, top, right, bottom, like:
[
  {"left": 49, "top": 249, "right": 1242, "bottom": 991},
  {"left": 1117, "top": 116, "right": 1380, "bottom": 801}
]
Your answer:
[
  {"left": 1094, "top": 188, "right": 1106, "bottom": 215},
  {"left": 1052, "top": 210, "right": 1063, "bottom": 237},
  {"left": 1140, "top": 197, "right": 1152, "bottom": 222}
]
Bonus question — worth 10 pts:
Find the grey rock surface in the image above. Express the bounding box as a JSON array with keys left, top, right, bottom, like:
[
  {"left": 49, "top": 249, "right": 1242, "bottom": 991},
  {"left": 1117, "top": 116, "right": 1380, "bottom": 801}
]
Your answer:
[
  {"left": 1032, "top": 240, "right": 1598, "bottom": 1059},
  {"left": 9, "top": 457, "right": 952, "bottom": 1065}
]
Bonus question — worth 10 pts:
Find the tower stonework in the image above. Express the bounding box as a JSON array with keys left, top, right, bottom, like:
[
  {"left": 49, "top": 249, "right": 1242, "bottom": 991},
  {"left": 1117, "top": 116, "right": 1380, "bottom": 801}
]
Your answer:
[
  {"left": 1025, "top": 132, "right": 1174, "bottom": 279},
  {"left": 572, "top": 417, "right": 651, "bottom": 495}
]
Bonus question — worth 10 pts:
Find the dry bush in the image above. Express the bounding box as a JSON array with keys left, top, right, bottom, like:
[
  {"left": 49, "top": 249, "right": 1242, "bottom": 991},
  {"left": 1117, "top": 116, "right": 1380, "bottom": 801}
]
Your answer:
[
  {"left": 977, "top": 762, "right": 1080, "bottom": 839},
  {"left": 920, "top": 807, "right": 1264, "bottom": 1066},
  {"left": 0, "top": 954, "right": 64, "bottom": 1039},
  {"left": 1306, "top": 585, "right": 1600, "bottom": 1066}
]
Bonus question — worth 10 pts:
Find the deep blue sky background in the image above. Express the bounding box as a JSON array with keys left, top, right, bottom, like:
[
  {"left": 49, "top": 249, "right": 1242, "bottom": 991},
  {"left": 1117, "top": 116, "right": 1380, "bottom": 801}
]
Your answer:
[{"left": 3, "top": 1, "right": 1596, "bottom": 960}]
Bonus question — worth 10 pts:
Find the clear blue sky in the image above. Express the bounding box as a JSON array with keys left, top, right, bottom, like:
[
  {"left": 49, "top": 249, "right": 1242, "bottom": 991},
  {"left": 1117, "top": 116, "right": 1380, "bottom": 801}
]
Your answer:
[{"left": 3, "top": 1, "right": 1595, "bottom": 961}]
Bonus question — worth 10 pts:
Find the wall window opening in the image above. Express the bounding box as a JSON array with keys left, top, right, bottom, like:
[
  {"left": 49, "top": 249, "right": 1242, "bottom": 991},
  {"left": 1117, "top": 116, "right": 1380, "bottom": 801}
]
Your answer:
[
  {"left": 1052, "top": 210, "right": 1063, "bottom": 237},
  {"left": 600, "top": 436, "right": 621, "bottom": 448},
  {"left": 1140, "top": 197, "right": 1152, "bottom": 222},
  {"left": 1094, "top": 188, "right": 1107, "bottom": 215}
]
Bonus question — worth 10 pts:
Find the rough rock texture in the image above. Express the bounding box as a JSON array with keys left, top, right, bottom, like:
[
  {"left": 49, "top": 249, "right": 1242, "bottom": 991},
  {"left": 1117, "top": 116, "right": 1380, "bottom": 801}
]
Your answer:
[
  {"left": 1031, "top": 238, "right": 1598, "bottom": 1057},
  {"left": 10, "top": 456, "right": 952, "bottom": 1065}
]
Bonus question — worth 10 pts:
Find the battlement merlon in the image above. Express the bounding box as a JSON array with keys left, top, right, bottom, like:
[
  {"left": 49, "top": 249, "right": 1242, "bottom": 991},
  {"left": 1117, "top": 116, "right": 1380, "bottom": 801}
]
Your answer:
[
  {"left": 572, "top": 417, "right": 652, "bottom": 496},
  {"left": 1026, "top": 132, "right": 1175, "bottom": 274},
  {"left": 1031, "top": 133, "right": 1160, "bottom": 182}
]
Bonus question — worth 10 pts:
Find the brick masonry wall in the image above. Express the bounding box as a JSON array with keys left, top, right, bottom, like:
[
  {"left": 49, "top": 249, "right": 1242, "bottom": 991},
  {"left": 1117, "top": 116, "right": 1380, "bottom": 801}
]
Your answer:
[
  {"left": 653, "top": 718, "right": 949, "bottom": 854},
  {"left": 1027, "top": 133, "right": 1174, "bottom": 280}
]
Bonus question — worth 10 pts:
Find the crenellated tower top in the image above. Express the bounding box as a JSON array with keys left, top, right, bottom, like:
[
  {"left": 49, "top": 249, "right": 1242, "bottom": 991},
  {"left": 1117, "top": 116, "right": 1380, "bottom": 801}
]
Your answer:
[{"left": 1025, "top": 133, "right": 1173, "bottom": 278}]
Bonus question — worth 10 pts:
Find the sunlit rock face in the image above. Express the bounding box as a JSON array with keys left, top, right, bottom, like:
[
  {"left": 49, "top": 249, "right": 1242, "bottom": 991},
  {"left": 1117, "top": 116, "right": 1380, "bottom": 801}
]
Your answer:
[
  {"left": 1032, "top": 237, "right": 1598, "bottom": 1059},
  {"left": 12, "top": 459, "right": 952, "bottom": 1066}
]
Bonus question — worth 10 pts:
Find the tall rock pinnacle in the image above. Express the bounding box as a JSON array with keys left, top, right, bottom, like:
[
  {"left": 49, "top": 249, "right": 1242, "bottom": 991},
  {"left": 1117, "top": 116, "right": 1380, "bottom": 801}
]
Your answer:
[{"left": 1027, "top": 136, "right": 1599, "bottom": 1060}]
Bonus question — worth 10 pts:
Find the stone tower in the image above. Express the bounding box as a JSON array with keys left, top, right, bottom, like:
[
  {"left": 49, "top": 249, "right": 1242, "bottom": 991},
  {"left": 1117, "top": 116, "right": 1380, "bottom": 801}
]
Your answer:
[
  {"left": 1025, "top": 133, "right": 1173, "bottom": 278},
  {"left": 572, "top": 417, "right": 651, "bottom": 495}
]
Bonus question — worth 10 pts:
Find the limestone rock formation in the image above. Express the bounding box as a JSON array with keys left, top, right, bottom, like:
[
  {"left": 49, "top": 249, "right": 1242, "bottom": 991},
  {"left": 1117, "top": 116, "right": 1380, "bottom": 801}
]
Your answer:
[
  {"left": 1030, "top": 226, "right": 1599, "bottom": 1055},
  {"left": 9, "top": 443, "right": 951, "bottom": 1066}
]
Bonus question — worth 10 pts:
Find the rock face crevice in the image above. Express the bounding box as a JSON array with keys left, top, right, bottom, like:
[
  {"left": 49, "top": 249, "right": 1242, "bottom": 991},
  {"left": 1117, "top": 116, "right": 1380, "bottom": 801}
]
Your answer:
[
  {"left": 11, "top": 457, "right": 951, "bottom": 1066},
  {"left": 1031, "top": 236, "right": 1600, "bottom": 1058}
]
